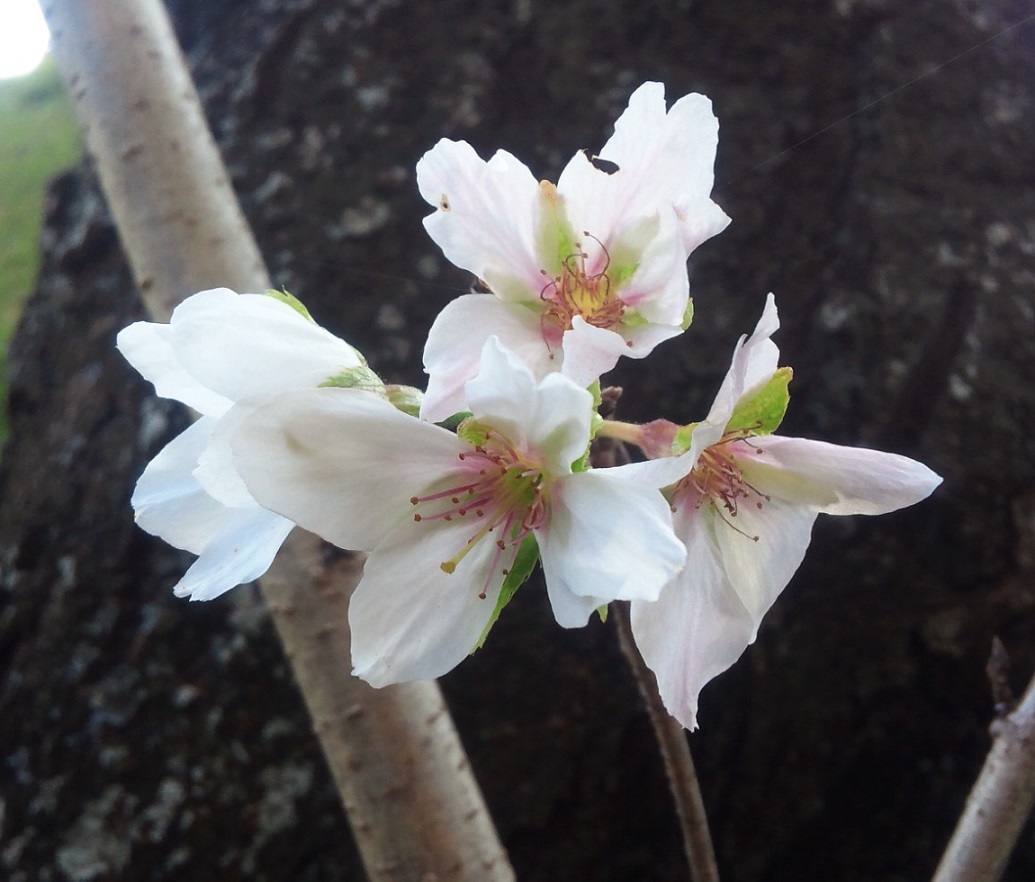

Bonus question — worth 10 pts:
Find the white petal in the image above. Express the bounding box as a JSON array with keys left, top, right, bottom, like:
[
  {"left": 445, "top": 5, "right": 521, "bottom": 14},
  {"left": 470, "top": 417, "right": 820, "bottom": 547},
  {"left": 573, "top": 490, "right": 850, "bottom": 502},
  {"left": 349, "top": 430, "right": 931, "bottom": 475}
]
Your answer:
[
  {"left": 174, "top": 510, "right": 294, "bottom": 601},
  {"left": 193, "top": 404, "right": 259, "bottom": 509},
  {"left": 617, "top": 211, "right": 690, "bottom": 326},
  {"left": 630, "top": 505, "right": 754, "bottom": 730},
  {"left": 543, "top": 580, "right": 606, "bottom": 629},
  {"left": 233, "top": 388, "right": 460, "bottom": 550},
  {"left": 709, "top": 495, "right": 818, "bottom": 626},
  {"left": 417, "top": 140, "right": 543, "bottom": 302},
  {"left": 739, "top": 435, "right": 943, "bottom": 515},
  {"left": 349, "top": 516, "right": 502, "bottom": 686},
  {"left": 117, "top": 321, "right": 231, "bottom": 416},
  {"left": 465, "top": 337, "right": 592, "bottom": 474},
  {"left": 705, "top": 293, "right": 780, "bottom": 427},
  {"left": 538, "top": 469, "right": 686, "bottom": 615},
  {"left": 558, "top": 318, "right": 634, "bottom": 388},
  {"left": 421, "top": 295, "right": 553, "bottom": 423},
  {"left": 557, "top": 83, "right": 730, "bottom": 255},
  {"left": 132, "top": 418, "right": 235, "bottom": 554},
  {"left": 170, "top": 289, "right": 364, "bottom": 403}
]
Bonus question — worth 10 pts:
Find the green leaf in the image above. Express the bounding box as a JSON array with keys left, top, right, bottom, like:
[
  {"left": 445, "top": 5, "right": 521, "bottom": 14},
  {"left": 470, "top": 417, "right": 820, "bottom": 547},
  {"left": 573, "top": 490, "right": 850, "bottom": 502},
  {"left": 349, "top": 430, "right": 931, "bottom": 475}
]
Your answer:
[
  {"left": 474, "top": 535, "right": 540, "bottom": 650},
  {"left": 265, "top": 288, "right": 314, "bottom": 322},
  {"left": 438, "top": 410, "right": 473, "bottom": 432},
  {"left": 681, "top": 298, "right": 694, "bottom": 331},
  {"left": 726, "top": 367, "right": 793, "bottom": 436},
  {"left": 319, "top": 366, "right": 387, "bottom": 397}
]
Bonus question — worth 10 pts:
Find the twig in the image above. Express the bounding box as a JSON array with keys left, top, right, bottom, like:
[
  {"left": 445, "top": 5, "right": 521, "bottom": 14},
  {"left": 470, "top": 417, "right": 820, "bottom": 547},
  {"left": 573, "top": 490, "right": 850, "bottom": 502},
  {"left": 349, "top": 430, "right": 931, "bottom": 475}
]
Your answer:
[
  {"left": 932, "top": 641, "right": 1035, "bottom": 882},
  {"left": 614, "top": 601, "right": 720, "bottom": 882},
  {"left": 42, "top": 1, "right": 513, "bottom": 878}
]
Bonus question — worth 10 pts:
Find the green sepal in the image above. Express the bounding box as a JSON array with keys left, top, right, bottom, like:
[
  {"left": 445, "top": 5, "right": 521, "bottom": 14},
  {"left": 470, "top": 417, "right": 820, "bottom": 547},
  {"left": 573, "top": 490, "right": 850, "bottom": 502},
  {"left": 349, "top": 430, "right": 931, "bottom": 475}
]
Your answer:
[
  {"left": 596, "top": 604, "right": 608, "bottom": 623},
  {"left": 385, "top": 384, "right": 423, "bottom": 417},
  {"left": 672, "top": 422, "right": 698, "bottom": 456},
  {"left": 319, "top": 365, "right": 387, "bottom": 397},
  {"left": 726, "top": 367, "right": 793, "bottom": 436},
  {"left": 265, "top": 288, "right": 314, "bottom": 322},
  {"left": 681, "top": 298, "right": 695, "bottom": 331},
  {"left": 587, "top": 378, "right": 602, "bottom": 410},
  {"left": 474, "top": 534, "right": 540, "bottom": 650}
]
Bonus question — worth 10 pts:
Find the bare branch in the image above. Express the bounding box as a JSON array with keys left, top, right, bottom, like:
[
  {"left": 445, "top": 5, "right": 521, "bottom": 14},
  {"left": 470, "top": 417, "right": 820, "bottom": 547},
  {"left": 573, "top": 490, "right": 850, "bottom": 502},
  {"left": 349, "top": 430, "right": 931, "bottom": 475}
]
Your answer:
[
  {"left": 933, "top": 646, "right": 1035, "bottom": 882},
  {"left": 42, "top": 1, "right": 513, "bottom": 877},
  {"left": 613, "top": 602, "right": 720, "bottom": 882}
]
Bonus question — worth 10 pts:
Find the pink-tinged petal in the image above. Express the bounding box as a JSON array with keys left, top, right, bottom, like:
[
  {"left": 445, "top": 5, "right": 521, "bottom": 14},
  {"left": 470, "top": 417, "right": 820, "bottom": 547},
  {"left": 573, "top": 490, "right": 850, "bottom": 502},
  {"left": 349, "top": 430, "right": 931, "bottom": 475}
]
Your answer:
[
  {"left": 631, "top": 506, "right": 753, "bottom": 730},
  {"left": 233, "top": 387, "right": 461, "bottom": 550},
  {"left": 739, "top": 435, "right": 943, "bottom": 516},
  {"left": 708, "top": 495, "right": 818, "bottom": 627},
  {"left": 421, "top": 294, "right": 552, "bottom": 423},
  {"left": 538, "top": 469, "right": 686, "bottom": 621},
  {"left": 465, "top": 337, "right": 592, "bottom": 474},
  {"left": 174, "top": 510, "right": 294, "bottom": 602},
  {"left": 132, "top": 418, "right": 235, "bottom": 554},
  {"left": 117, "top": 321, "right": 231, "bottom": 416},
  {"left": 170, "top": 289, "right": 364, "bottom": 404},
  {"left": 349, "top": 516, "right": 502, "bottom": 686},
  {"left": 705, "top": 293, "right": 780, "bottom": 426},
  {"left": 617, "top": 212, "right": 689, "bottom": 326},
  {"left": 557, "top": 83, "right": 730, "bottom": 254},
  {"left": 559, "top": 318, "right": 633, "bottom": 387},
  {"left": 417, "top": 140, "right": 543, "bottom": 302},
  {"left": 559, "top": 317, "right": 684, "bottom": 388},
  {"left": 620, "top": 320, "right": 686, "bottom": 359}
]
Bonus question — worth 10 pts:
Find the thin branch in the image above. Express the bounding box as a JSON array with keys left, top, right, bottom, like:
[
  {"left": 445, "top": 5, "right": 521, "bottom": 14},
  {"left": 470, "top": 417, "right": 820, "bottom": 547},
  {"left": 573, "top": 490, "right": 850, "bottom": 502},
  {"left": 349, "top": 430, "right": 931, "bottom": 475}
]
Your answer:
[
  {"left": 933, "top": 643, "right": 1035, "bottom": 882},
  {"left": 42, "top": 1, "right": 513, "bottom": 878},
  {"left": 614, "top": 602, "right": 720, "bottom": 882}
]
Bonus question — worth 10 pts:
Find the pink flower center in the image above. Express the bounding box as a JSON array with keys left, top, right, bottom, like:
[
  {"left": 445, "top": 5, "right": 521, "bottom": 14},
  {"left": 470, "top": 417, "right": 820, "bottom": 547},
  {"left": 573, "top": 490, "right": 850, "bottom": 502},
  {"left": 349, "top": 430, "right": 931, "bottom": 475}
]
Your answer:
[
  {"left": 410, "top": 429, "right": 548, "bottom": 597},
  {"left": 539, "top": 233, "right": 624, "bottom": 339},
  {"left": 674, "top": 430, "right": 770, "bottom": 541}
]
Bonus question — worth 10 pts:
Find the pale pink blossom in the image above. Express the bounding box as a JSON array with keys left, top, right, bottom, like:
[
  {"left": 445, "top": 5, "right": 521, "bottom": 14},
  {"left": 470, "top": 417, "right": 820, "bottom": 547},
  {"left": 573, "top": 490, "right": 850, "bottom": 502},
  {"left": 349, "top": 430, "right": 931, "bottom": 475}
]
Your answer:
[
  {"left": 626, "top": 295, "right": 942, "bottom": 729},
  {"left": 232, "top": 338, "right": 686, "bottom": 685},
  {"left": 416, "top": 81, "right": 730, "bottom": 420}
]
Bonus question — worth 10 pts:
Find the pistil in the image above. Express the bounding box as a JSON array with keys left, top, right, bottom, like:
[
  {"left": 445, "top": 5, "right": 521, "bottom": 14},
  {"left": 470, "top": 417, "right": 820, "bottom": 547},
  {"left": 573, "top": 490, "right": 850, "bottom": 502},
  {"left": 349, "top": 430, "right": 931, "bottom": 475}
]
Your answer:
[{"left": 539, "top": 232, "right": 624, "bottom": 335}]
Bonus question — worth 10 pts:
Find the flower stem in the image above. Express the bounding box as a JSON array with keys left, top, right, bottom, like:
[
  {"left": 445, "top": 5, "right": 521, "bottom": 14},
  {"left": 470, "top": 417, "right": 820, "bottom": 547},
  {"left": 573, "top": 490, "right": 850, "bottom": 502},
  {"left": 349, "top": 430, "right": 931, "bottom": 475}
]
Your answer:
[
  {"left": 613, "top": 601, "right": 720, "bottom": 882},
  {"left": 596, "top": 419, "right": 644, "bottom": 445}
]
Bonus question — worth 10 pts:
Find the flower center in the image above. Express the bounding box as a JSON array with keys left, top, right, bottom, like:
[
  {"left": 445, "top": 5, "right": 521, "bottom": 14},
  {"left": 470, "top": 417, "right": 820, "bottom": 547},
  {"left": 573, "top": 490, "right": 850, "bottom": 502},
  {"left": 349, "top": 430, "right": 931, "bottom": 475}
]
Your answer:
[
  {"left": 410, "top": 429, "right": 547, "bottom": 597},
  {"left": 674, "top": 430, "right": 770, "bottom": 541},
  {"left": 539, "top": 232, "right": 625, "bottom": 336}
]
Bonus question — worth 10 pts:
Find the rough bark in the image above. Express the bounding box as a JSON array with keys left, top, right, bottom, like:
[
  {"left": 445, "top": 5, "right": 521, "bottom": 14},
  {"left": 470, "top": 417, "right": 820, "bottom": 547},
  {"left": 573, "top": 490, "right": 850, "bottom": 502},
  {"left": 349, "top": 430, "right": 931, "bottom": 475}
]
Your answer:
[{"left": 3, "top": 0, "right": 1035, "bottom": 880}]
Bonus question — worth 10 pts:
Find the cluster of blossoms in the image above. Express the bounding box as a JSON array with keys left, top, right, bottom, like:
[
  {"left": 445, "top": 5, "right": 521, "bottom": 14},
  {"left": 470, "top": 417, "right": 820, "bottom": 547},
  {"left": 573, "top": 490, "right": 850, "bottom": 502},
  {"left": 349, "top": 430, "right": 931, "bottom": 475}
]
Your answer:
[{"left": 119, "top": 82, "right": 940, "bottom": 728}]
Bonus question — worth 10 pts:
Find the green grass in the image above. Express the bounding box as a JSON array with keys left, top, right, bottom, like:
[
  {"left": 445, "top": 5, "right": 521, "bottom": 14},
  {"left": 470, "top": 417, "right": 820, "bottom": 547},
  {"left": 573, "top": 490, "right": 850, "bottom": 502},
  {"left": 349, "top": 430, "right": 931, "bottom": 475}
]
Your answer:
[{"left": 0, "top": 55, "right": 81, "bottom": 446}]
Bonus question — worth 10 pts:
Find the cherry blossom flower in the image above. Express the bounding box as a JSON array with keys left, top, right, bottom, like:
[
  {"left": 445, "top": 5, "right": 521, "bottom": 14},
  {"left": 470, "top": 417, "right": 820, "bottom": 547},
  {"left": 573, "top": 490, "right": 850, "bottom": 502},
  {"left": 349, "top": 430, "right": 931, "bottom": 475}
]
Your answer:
[
  {"left": 117, "top": 287, "right": 372, "bottom": 600},
  {"left": 231, "top": 337, "right": 686, "bottom": 686},
  {"left": 624, "top": 295, "right": 942, "bottom": 729},
  {"left": 416, "top": 81, "right": 730, "bottom": 421}
]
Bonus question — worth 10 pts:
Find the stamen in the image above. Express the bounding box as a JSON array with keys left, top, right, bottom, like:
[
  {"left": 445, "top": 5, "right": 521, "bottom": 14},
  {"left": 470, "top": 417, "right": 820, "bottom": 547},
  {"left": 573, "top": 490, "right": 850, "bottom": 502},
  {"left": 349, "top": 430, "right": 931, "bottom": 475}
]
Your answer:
[
  {"left": 538, "top": 232, "right": 625, "bottom": 335},
  {"left": 413, "top": 428, "right": 548, "bottom": 595},
  {"left": 675, "top": 429, "right": 770, "bottom": 540}
]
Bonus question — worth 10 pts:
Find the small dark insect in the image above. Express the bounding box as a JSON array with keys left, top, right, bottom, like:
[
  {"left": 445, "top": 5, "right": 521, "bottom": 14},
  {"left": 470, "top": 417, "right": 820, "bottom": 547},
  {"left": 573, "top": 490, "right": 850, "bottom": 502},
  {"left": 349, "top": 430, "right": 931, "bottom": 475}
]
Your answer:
[{"left": 585, "top": 150, "right": 620, "bottom": 175}]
